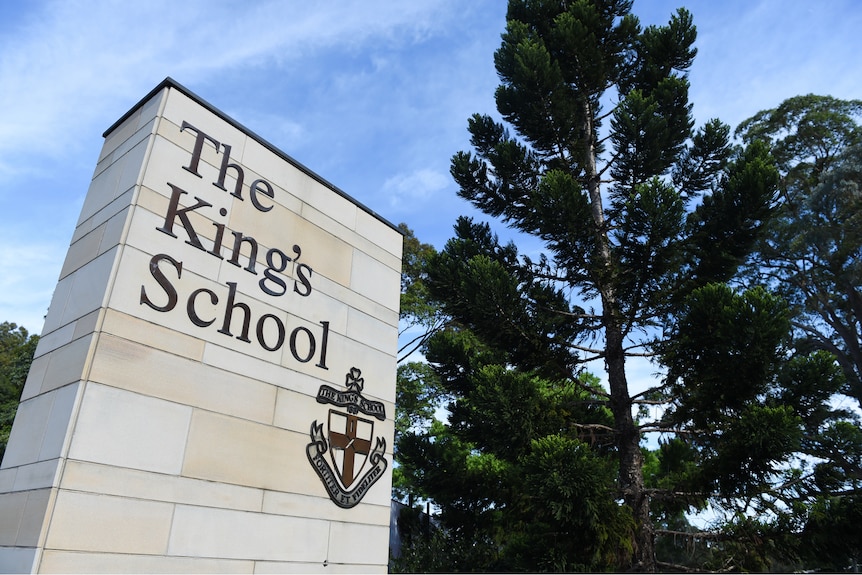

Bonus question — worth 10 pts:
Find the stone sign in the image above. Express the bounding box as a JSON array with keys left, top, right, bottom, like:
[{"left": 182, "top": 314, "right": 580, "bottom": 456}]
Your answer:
[{"left": 0, "top": 78, "right": 402, "bottom": 573}]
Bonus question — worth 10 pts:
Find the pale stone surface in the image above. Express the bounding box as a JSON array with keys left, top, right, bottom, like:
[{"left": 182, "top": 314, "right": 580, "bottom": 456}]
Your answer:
[
  {"left": 167, "top": 505, "right": 329, "bottom": 562},
  {"left": 139, "top": 127, "right": 238, "bottom": 210},
  {"left": 311, "top": 333, "right": 396, "bottom": 404},
  {"left": 98, "top": 90, "right": 162, "bottom": 164},
  {"left": 38, "top": 274, "right": 73, "bottom": 337},
  {"left": 327, "top": 521, "right": 391, "bottom": 566},
  {"left": 272, "top": 387, "right": 330, "bottom": 433},
  {"left": 77, "top": 137, "right": 148, "bottom": 227},
  {"left": 299, "top": 181, "right": 358, "bottom": 233},
  {"left": 0, "top": 469, "right": 13, "bottom": 493},
  {"left": 18, "top": 354, "right": 48, "bottom": 403},
  {"left": 71, "top": 310, "right": 102, "bottom": 342},
  {"left": 160, "top": 91, "right": 248, "bottom": 162},
  {"left": 60, "top": 460, "right": 262, "bottom": 512},
  {"left": 346, "top": 306, "right": 399, "bottom": 355},
  {"left": 0, "top": 491, "right": 27, "bottom": 545},
  {"left": 312, "top": 272, "right": 399, "bottom": 330},
  {"left": 38, "top": 384, "right": 79, "bottom": 463},
  {"left": 37, "top": 336, "right": 92, "bottom": 395},
  {"left": 68, "top": 383, "right": 192, "bottom": 475},
  {"left": 0, "top": 489, "right": 51, "bottom": 547},
  {"left": 38, "top": 550, "right": 254, "bottom": 574},
  {"left": 70, "top": 189, "right": 135, "bottom": 249},
  {"left": 14, "top": 489, "right": 51, "bottom": 547},
  {"left": 62, "top": 206, "right": 131, "bottom": 280},
  {"left": 225, "top": 199, "right": 354, "bottom": 288},
  {"left": 350, "top": 249, "right": 401, "bottom": 312},
  {"left": 306, "top": 214, "right": 402, "bottom": 282},
  {"left": 45, "top": 490, "right": 174, "bottom": 554},
  {"left": 10, "top": 460, "right": 59, "bottom": 492},
  {"left": 44, "top": 247, "right": 116, "bottom": 333},
  {"left": 201, "top": 343, "right": 328, "bottom": 398},
  {"left": 59, "top": 218, "right": 107, "bottom": 279},
  {"left": 253, "top": 560, "right": 384, "bottom": 574},
  {"left": 356, "top": 208, "right": 404, "bottom": 259},
  {"left": 261, "top": 489, "right": 389, "bottom": 526},
  {"left": 88, "top": 332, "right": 276, "bottom": 424},
  {"left": 181, "top": 410, "right": 307, "bottom": 492},
  {"left": 99, "top": 308, "right": 205, "bottom": 361},
  {"left": 123, "top": 198, "right": 225, "bottom": 278},
  {"left": 2, "top": 384, "right": 78, "bottom": 469}
]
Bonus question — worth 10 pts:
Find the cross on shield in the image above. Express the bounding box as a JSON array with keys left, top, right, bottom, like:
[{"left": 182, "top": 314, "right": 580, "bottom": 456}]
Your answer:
[{"left": 328, "top": 410, "right": 373, "bottom": 488}]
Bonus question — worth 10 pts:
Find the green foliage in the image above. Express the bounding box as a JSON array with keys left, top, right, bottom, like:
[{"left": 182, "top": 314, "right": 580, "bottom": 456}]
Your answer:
[
  {"left": 664, "top": 284, "right": 791, "bottom": 425},
  {"left": 428, "top": 218, "right": 582, "bottom": 381},
  {"left": 0, "top": 322, "right": 39, "bottom": 462},
  {"left": 733, "top": 97, "right": 862, "bottom": 568},
  {"left": 399, "top": 223, "right": 439, "bottom": 328},
  {"left": 393, "top": 362, "right": 446, "bottom": 500},
  {"left": 661, "top": 286, "right": 805, "bottom": 495},
  {"left": 517, "top": 435, "right": 635, "bottom": 571},
  {"left": 738, "top": 96, "right": 862, "bottom": 405},
  {"left": 395, "top": 320, "right": 626, "bottom": 571},
  {"left": 736, "top": 94, "right": 862, "bottom": 184},
  {"left": 398, "top": 224, "right": 446, "bottom": 362},
  {"left": 811, "top": 420, "right": 862, "bottom": 494},
  {"left": 683, "top": 141, "right": 779, "bottom": 289},
  {"left": 801, "top": 495, "right": 862, "bottom": 571}
]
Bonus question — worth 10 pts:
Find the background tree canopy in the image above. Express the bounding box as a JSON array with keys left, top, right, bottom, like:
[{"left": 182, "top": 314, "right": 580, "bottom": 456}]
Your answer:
[{"left": 0, "top": 322, "right": 39, "bottom": 463}]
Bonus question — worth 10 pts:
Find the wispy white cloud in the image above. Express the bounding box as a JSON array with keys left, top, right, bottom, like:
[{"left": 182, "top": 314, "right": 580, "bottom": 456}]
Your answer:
[
  {"left": 0, "top": 0, "right": 464, "bottom": 181},
  {"left": 383, "top": 168, "right": 450, "bottom": 212}
]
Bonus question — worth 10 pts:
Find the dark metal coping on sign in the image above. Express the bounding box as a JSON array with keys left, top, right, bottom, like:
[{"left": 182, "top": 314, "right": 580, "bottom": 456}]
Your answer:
[{"left": 103, "top": 77, "right": 403, "bottom": 234}]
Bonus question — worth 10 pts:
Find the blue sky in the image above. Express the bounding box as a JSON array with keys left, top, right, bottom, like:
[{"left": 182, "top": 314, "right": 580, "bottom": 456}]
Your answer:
[{"left": 1, "top": 0, "right": 861, "bottom": 338}]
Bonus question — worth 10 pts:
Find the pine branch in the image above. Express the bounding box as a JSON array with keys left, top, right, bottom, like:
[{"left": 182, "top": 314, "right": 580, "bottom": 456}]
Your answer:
[
  {"left": 654, "top": 561, "right": 705, "bottom": 573},
  {"left": 638, "top": 425, "right": 704, "bottom": 434},
  {"left": 631, "top": 381, "right": 673, "bottom": 401},
  {"left": 572, "top": 422, "right": 617, "bottom": 433},
  {"left": 397, "top": 318, "right": 446, "bottom": 363}
]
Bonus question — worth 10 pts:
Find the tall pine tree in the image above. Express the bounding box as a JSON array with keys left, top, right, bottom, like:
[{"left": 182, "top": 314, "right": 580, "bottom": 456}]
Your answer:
[{"left": 426, "top": 1, "right": 779, "bottom": 569}]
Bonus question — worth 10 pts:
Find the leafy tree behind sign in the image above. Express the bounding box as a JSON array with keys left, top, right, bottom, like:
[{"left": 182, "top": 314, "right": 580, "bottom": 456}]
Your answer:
[
  {"left": 734, "top": 94, "right": 862, "bottom": 572},
  {"left": 0, "top": 322, "right": 39, "bottom": 463},
  {"left": 737, "top": 95, "right": 862, "bottom": 407}
]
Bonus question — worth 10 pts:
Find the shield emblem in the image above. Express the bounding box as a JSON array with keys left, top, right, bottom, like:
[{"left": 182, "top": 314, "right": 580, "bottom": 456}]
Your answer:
[{"left": 327, "top": 410, "right": 374, "bottom": 489}]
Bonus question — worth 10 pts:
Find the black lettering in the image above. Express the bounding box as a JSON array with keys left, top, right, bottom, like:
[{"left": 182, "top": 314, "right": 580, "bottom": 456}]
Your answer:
[
  {"left": 157, "top": 184, "right": 212, "bottom": 251},
  {"left": 213, "top": 143, "right": 245, "bottom": 199},
  {"left": 249, "top": 178, "right": 274, "bottom": 212},
  {"left": 180, "top": 122, "right": 220, "bottom": 177},
  {"left": 316, "top": 320, "right": 330, "bottom": 370},
  {"left": 290, "top": 326, "right": 316, "bottom": 363},
  {"left": 187, "top": 287, "right": 218, "bottom": 327},
  {"left": 227, "top": 231, "right": 259, "bottom": 274},
  {"left": 218, "top": 281, "right": 252, "bottom": 343},
  {"left": 140, "top": 253, "right": 182, "bottom": 312},
  {"left": 294, "top": 263, "right": 313, "bottom": 296},
  {"left": 256, "top": 313, "right": 286, "bottom": 352},
  {"left": 259, "top": 248, "right": 290, "bottom": 296},
  {"left": 210, "top": 220, "right": 227, "bottom": 259}
]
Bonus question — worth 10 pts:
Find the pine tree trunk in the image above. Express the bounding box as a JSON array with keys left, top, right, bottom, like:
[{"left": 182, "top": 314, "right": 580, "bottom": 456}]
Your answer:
[
  {"left": 582, "top": 100, "right": 656, "bottom": 571},
  {"left": 606, "top": 319, "right": 655, "bottom": 571}
]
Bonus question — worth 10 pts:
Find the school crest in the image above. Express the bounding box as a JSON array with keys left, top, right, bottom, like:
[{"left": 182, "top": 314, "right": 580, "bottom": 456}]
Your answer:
[{"left": 307, "top": 367, "right": 387, "bottom": 508}]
